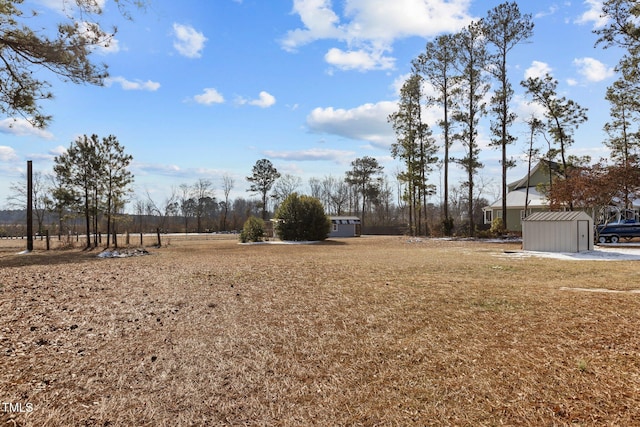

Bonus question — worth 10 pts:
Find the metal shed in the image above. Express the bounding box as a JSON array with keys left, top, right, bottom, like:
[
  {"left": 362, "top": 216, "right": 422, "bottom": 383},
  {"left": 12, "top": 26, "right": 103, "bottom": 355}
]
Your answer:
[
  {"left": 329, "top": 216, "right": 361, "bottom": 238},
  {"left": 522, "top": 211, "right": 593, "bottom": 252}
]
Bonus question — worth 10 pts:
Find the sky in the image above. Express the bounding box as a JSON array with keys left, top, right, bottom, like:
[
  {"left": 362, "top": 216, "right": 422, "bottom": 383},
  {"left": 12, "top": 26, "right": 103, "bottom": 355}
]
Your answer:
[{"left": 0, "top": 0, "right": 628, "bottom": 209}]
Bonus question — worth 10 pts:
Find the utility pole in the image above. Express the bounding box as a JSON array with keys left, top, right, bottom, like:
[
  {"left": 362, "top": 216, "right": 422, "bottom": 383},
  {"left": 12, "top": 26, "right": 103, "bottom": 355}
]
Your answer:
[{"left": 27, "top": 160, "right": 33, "bottom": 252}]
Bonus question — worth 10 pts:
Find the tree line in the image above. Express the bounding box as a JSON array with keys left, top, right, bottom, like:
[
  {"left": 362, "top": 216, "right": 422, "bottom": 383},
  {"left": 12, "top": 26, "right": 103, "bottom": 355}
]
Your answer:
[
  {"left": 389, "top": 0, "right": 640, "bottom": 235},
  {"left": 5, "top": 152, "right": 495, "bottom": 242}
]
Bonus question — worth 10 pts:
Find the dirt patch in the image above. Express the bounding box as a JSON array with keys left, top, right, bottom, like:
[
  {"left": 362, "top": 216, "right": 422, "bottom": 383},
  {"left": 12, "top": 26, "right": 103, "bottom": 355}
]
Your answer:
[{"left": 2, "top": 236, "right": 640, "bottom": 425}]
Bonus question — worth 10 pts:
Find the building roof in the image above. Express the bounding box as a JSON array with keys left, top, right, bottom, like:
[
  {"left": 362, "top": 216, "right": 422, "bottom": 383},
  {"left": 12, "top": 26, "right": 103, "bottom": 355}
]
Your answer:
[
  {"left": 523, "top": 211, "right": 592, "bottom": 222},
  {"left": 484, "top": 187, "right": 548, "bottom": 210},
  {"left": 330, "top": 216, "right": 360, "bottom": 224},
  {"left": 508, "top": 160, "right": 561, "bottom": 190}
]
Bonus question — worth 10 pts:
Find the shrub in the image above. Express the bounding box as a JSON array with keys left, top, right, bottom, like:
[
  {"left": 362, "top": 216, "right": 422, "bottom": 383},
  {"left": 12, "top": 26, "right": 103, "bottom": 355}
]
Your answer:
[
  {"left": 441, "top": 217, "right": 454, "bottom": 236},
  {"left": 239, "top": 216, "right": 265, "bottom": 243},
  {"left": 490, "top": 217, "right": 504, "bottom": 236},
  {"left": 275, "top": 193, "right": 330, "bottom": 241}
]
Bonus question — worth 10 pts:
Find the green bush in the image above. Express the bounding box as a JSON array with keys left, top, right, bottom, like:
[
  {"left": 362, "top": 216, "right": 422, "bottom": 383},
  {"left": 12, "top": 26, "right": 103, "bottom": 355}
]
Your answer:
[
  {"left": 490, "top": 217, "right": 504, "bottom": 236},
  {"left": 239, "top": 216, "right": 265, "bottom": 243},
  {"left": 275, "top": 193, "right": 330, "bottom": 241}
]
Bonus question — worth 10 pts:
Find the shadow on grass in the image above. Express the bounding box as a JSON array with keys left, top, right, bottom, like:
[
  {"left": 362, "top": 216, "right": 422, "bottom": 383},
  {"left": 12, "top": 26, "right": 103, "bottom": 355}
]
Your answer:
[
  {"left": 319, "top": 239, "right": 348, "bottom": 246},
  {"left": 0, "top": 249, "right": 114, "bottom": 268}
]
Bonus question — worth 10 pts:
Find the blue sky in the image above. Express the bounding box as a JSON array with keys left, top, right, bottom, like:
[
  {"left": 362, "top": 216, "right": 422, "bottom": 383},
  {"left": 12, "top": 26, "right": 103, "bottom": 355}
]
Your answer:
[{"left": 0, "top": 0, "right": 626, "bottom": 208}]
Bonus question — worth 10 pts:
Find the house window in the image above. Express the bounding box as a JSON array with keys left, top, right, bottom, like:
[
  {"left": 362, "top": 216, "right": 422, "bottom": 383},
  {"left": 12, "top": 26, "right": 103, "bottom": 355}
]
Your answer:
[{"left": 485, "top": 210, "right": 493, "bottom": 224}]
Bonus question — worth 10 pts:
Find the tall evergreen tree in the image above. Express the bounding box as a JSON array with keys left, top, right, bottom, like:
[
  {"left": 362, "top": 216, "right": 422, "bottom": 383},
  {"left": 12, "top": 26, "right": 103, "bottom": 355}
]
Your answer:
[
  {"left": 482, "top": 1, "right": 534, "bottom": 231},
  {"left": 53, "top": 134, "right": 134, "bottom": 248},
  {"left": 246, "top": 159, "right": 281, "bottom": 220},
  {"left": 413, "top": 33, "right": 458, "bottom": 235},
  {"left": 388, "top": 73, "right": 438, "bottom": 235},
  {"left": 345, "top": 156, "right": 384, "bottom": 228},
  {"left": 595, "top": 0, "right": 640, "bottom": 60},
  {"left": 54, "top": 135, "right": 101, "bottom": 248},
  {"left": 604, "top": 78, "right": 640, "bottom": 207},
  {"left": 521, "top": 74, "right": 588, "bottom": 178},
  {"left": 452, "top": 21, "right": 489, "bottom": 236},
  {"left": 101, "top": 135, "right": 133, "bottom": 247}
]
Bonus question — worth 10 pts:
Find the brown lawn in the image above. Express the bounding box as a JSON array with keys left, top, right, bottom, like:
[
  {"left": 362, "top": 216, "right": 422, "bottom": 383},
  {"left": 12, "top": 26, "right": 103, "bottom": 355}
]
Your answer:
[{"left": 1, "top": 236, "right": 640, "bottom": 426}]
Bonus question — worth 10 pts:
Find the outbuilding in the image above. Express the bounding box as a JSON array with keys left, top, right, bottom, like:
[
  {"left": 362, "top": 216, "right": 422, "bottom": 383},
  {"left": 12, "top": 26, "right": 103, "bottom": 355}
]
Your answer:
[
  {"left": 329, "top": 216, "right": 361, "bottom": 238},
  {"left": 522, "top": 211, "right": 593, "bottom": 253}
]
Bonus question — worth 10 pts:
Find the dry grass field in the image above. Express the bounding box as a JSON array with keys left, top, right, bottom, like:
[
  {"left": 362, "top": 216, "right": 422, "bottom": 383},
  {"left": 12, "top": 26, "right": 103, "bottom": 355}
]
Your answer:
[{"left": 1, "top": 235, "right": 640, "bottom": 426}]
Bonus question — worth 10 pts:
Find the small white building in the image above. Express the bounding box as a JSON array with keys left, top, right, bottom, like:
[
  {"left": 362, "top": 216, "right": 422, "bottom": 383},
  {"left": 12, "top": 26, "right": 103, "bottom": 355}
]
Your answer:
[
  {"left": 522, "top": 211, "right": 593, "bottom": 253},
  {"left": 329, "top": 216, "right": 361, "bottom": 238}
]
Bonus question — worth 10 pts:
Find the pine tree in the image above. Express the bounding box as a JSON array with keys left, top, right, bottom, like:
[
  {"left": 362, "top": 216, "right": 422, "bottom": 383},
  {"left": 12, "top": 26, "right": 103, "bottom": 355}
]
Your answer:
[
  {"left": 452, "top": 21, "right": 489, "bottom": 236},
  {"left": 345, "top": 157, "right": 384, "bottom": 228},
  {"left": 413, "top": 33, "right": 458, "bottom": 235},
  {"left": 0, "top": 0, "right": 146, "bottom": 127},
  {"left": 521, "top": 74, "right": 588, "bottom": 178},
  {"left": 246, "top": 159, "right": 281, "bottom": 220},
  {"left": 483, "top": 1, "right": 534, "bottom": 231}
]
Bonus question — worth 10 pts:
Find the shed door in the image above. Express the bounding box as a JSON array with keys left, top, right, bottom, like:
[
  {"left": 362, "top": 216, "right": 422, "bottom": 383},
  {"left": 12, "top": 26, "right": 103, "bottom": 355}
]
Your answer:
[{"left": 577, "top": 220, "right": 589, "bottom": 252}]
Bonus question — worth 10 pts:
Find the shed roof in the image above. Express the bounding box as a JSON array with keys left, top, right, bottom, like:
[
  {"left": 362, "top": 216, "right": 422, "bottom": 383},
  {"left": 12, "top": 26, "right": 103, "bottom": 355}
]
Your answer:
[{"left": 523, "top": 211, "right": 592, "bottom": 222}]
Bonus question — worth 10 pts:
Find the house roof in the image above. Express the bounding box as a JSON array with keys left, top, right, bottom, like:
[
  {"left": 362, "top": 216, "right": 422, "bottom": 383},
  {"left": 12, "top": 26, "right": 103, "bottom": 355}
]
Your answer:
[
  {"left": 508, "top": 160, "right": 561, "bottom": 190},
  {"left": 523, "top": 211, "right": 592, "bottom": 222},
  {"left": 484, "top": 187, "right": 548, "bottom": 210}
]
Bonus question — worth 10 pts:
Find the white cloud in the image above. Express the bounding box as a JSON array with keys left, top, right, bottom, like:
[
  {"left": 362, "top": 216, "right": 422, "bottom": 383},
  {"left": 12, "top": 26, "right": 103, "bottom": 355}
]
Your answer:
[
  {"left": 573, "top": 57, "right": 615, "bottom": 82},
  {"left": 282, "top": 0, "right": 472, "bottom": 71},
  {"left": 49, "top": 145, "right": 67, "bottom": 157},
  {"left": 575, "top": 0, "right": 609, "bottom": 29},
  {"left": 391, "top": 73, "right": 412, "bottom": 96},
  {"left": 524, "top": 61, "right": 552, "bottom": 79},
  {"left": 306, "top": 101, "right": 397, "bottom": 148},
  {"left": 0, "top": 118, "right": 54, "bottom": 139},
  {"left": 250, "top": 91, "right": 276, "bottom": 108},
  {"left": 172, "top": 23, "right": 207, "bottom": 58},
  {"left": 262, "top": 148, "right": 356, "bottom": 162},
  {"left": 133, "top": 162, "right": 185, "bottom": 177},
  {"left": 105, "top": 76, "right": 160, "bottom": 91},
  {"left": 0, "top": 146, "right": 18, "bottom": 162},
  {"left": 194, "top": 88, "right": 225, "bottom": 105},
  {"left": 281, "top": 0, "right": 343, "bottom": 52},
  {"left": 342, "top": 0, "right": 473, "bottom": 40},
  {"left": 237, "top": 91, "right": 276, "bottom": 108},
  {"left": 325, "top": 47, "right": 394, "bottom": 71},
  {"left": 534, "top": 5, "right": 558, "bottom": 19},
  {"left": 514, "top": 94, "right": 547, "bottom": 122}
]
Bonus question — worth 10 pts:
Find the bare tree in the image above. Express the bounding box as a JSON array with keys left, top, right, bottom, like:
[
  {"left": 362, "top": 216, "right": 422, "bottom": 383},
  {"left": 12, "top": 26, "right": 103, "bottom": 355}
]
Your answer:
[
  {"left": 7, "top": 171, "right": 50, "bottom": 234},
  {"left": 145, "top": 187, "right": 178, "bottom": 233},
  {"left": 178, "top": 183, "right": 194, "bottom": 233},
  {"left": 272, "top": 174, "right": 302, "bottom": 205},
  {"left": 221, "top": 174, "right": 235, "bottom": 231}
]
